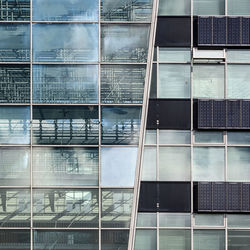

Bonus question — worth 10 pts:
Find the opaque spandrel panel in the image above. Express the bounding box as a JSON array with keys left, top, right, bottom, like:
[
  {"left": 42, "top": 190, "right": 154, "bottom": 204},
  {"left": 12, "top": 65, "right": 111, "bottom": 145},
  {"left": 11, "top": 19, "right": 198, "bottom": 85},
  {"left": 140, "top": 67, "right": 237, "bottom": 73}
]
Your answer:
[
  {"left": 32, "top": 147, "right": 98, "bottom": 186},
  {"left": 101, "top": 24, "right": 150, "bottom": 63},
  {"left": 33, "top": 65, "right": 98, "bottom": 104},
  {"left": 33, "top": 0, "right": 98, "bottom": 21},
  {"left": 102, "top": 230, "right": 129, "bottom": 250},
  {"left": 0, "top": 24, "right": 30, "bottom": 62},
  {"left": 33, "top": 230, "right": 98, "bottom": 250},
  {"left": 138, "top": 182, "right": 157, "bottom": 212},
  {"left": 33, "top": 24, "right": 98, "bottom": 62},
  {"left": 0, "top": 65, "right": 30, "bottom": 103},
  {"left": 32, "top": 106, "right": 99, "bottom": 145},
  {"left": 33, "top": 189, "right": 99, "bottom": 228},
  {"left": 101, "top": 0, "right": 153, "bottom": 21},
  {"left": 101, "top": 65, "right": 146, "bottom": 104}
]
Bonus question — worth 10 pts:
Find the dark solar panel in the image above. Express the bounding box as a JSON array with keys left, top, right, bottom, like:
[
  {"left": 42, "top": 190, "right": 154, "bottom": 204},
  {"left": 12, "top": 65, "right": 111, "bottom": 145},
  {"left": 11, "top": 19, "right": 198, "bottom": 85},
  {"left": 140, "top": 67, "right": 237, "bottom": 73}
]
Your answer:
[
  {"left": 213, "top": 100, "right": 226, "bottom": 128},
  {"left": 198, "top": 16, "right": 212, "bottom": 45},
  {"left": 242, "top": 100, "right": 250, "bottom": 128},
  {"left": 228, "top": 183, "right": 241, "bottom": 211},
  {"left": 242, "top": 17, "right": 250, "bottom": 45},
  {"left": 212, "top": 182, "right": 226, "bottom": 211},
  {"left": 242, "top": 183, "right": 250, "bottom": 211},
  {"left": 227, "top": 100, "right": 241, "bottom": 128},
  {"left": 227, "top": 17, "right": 241, "bottom": 45},
  {"left": 198, "top": 100, "right": 212, "bottom": 128},
  {"left": 198, "top": 182, "right": 212, "bottom": 211},
  {"left": 213, "top": 17, "right": 227, "bottom": 45}
]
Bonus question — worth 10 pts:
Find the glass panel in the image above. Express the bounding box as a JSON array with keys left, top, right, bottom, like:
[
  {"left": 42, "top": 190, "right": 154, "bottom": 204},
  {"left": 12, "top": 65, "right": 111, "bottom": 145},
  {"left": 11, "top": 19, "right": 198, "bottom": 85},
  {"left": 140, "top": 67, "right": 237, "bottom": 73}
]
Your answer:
[
  {"left": 101, "top": 24, "right": 150, "bottom": 63},
  {"left": 158, "top": 0, "right": 191, "bottom": 15},
  {"left": 101, "top": 0, "right": 153, "bottom": 21},
  {"left": 0, "top": 147, "right": 30, "bottom": 186},
  {"left": 0, "top": 189, "right": 30, "bottom": 227},
  {"left": 159, "top": 213, "right": 191, "bottom": 227},
  {"left": 33, "top": 147, "right": 98, "bottom": 186},
  {"left": 159, "top": 147, "right": 191, "bottom": 181},
  {"left": 33, "top": 230, "right": 98, "bottom": 250},
  {"left": 159, "top": 48, "right": 191, "bottom": 62},
  {"left": 228, "top": 147, "right": 250, "bottom": 181},
  {"left": 0, "top": 230, "right": 30, "bottom": 249},
  {"left": 194, "top": 132, "right": 224, "bottom": 143},
  {"left": 227, "top": 50, "right": 250, "bottom": 62},
  {"left": 193, "top": 147, "right": 224, "bottom": 181},
  {"left": 159, "top": 130, "right": 191, "bottom": 144},
  {"left": 134, "top": 230, "right": 157, "bottom": 250},
  {"left": 33, "top": 0, "right": 98, "bottom": 21},
  {"left": 228, "top": 230, "right": 250, "bottom": 250},
  {"left": 101, "top": 147, "right": 137, "bottom": 187},
  {"left": 102, "top": 230, "right": 129, "bottom": 250},
  {"left": 194, "top": 0, "right": 225, "bottom": 15},
  {"left": 195, "top": 215, "right": 224, "bottom": 226},
  {"left": 193, "top": 65, "right": 224, "bottom": 98},
  {"left": 32, "top": 106, "right": 99, "bottom": 145},
  {"left": 158, "top": 64, "right": 190, "bottom": 98},
  {"left": 101, "top": 189, "right": 133, "bottom": 228},
  {"left": 142, "top": 147, "right": 156, "bottom": 181},
  {"left": 228, "top": 0, "right": 250, "bottom": 15},
  {"left": 194, "top": 49, "right": 224, "bottom": 59},
  {"left": 227, "top": 65, "right": 250, "bottom": 99},
  {"left": 0, "top": 24, "right": 30, "bottom": 62},
  {"left": 33, "top": 24, "right": 98, "bottom": 62},
  {"left": 159, "top": 230, "right": 191, "bottom": 250},
  {"left": 33, "top": 65, "right": 98, "bottom": 104},
  {"left": 33, "top": 189, "right": 98, "bottom": 228},
  {"left": 145, "top": 130, "right": 156, "bottom": 144},
  {"left": 0, "top": 65, "right": 30, "bottom": 103},
  {"left": 194, "top": 230, "right": 225, "bottom": 250},
  {"left": 101, "top": 106, "right": 141, "bottom": 145},
  {"left": 137, "top": 213, "right": 157, "bottom": 227},
  {"left": 228, "top": 215, "right": 250, "bottom": 227},
  {"left": 228, "top": 132, "right": 250, "bottom": 144},
  {"left": 150, "top": 63, "right": 157, "bottom": 98},
  {"left": 0, "top": 106, "right": 30, "bottom": 144},
  {"left": 101, "top": 65, "right": 145, "bottom": 104}
]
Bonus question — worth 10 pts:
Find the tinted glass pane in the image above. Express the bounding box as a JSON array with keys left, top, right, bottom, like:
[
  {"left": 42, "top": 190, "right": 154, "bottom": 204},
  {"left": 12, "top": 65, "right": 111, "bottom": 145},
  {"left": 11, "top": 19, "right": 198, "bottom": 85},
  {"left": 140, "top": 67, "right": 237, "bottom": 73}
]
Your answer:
[
  {"left": 33, "top": 0, "right": 98, "bottom": 21},
  {"left": 228, "top": 215, "right": 250, "bottom": 227},
  {"left": 33, "top": 147, "right": 98, "bottom": 186},
  {"left": 32, "top": 106, "right": 99, "bottom": 145},
  {"left": 33, "top": 230, "right": 98, "bottom": 250},
  {"left": 159, "top": 130, "right": 191, "bottom": 144},
  {"left": 0, "top": 230, "right": 30, "bottom": 249},
  {"left": 194, "top": 132, "right": 224, "bottom": 143},
  {"left": 134, "top": 230, "right": 157, "bottom": 250},
  {"left": 193, "top": 147, "right": 225, "bottom": 181},
  {"left": 33, "top": 24, "right": 98, "bottom": 62},
  {"left": 228, "top": 231, "right": 250, "bottom": 250},
  {"left": 159, "top": 48, "right": 190, "bottom": 62},
  {"left": 0, "top": 189, "right": 30, "bottom": 227},
  {"left": 101, "top": 106, "right": 141, "bottom": 145},
  {"left": 101, "top": 189, "right": 133, "bottom": 228},
  {"left": 142, "top": 147, "right": 156, "bottom": 181},
  {"left": 101, "top": 0, "right": 153, "bottom": 21},
  {"left": 228, "top": 0, "right": 250, "bottom": 15},
  {"left": 0, "top": 106, "right": 30, "bottom": 144},
  {"left": 158, "top": 0, "right": 191, "bottom": 15},
  {"left": 195, "top": 215, "right": 224, "bottom": 226},
  {"left": 0, "top": 147, "right": 30, "bottom": 186},
  {"left": 0, "top": 24, "right": 30, "bottom": 62},
  {"left": 145, "top": 130, "right": 156, "bottom": 144},
  {"left": 0, "top": 65, "right": 30, "bottom": 103},
  {"left": 227, "top": 50, "right": 250, "bottom": 62},
  {"left": 33, "top": 189, "right": 98, "bottom": 227},
  {"left": 228, "top": 132, "right": 250, "bottom": 144},
  {"left": 137, "top": 213, "right": 157, "bottom": 227},
  {"left": 33, "top": 65, "right": 98, "bottom": 104},
  {"left": 194, "top": 0, "right": 225, "bottom": 15},
  {"left": 102, "top": 230, "right": 129, "bottom": 250},
  {"left": 159, "top": 213, "right": 191, "bottom": 227},
  {"left": 101, "top": 24, "right": 150, "bottom": 63},
  {"left": 101, "top": 65, "right": 145, "bottom": 104}
]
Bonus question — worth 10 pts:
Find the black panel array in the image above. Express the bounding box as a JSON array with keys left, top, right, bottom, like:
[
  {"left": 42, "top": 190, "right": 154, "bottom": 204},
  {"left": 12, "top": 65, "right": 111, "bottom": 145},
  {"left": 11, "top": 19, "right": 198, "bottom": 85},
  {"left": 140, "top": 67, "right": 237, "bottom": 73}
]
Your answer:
[
  {"left": 138, "top": 182, "right": 191, "bottom": 213},
  {"left": 194, "top": 182, "right": 250, "bottom": 213},
  {"left": 198, "top": 99, "right": 250, "bottom": 129},
  {"left": 198, "top": 16, "right": 250, "bottom": 46}
]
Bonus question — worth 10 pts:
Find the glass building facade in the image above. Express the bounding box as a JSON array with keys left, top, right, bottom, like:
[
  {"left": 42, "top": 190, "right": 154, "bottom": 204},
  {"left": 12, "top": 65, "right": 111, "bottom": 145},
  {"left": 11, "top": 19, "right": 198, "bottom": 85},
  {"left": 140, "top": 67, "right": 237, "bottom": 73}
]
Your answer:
[{"left": 0, "top": 0, "right": 250, "bottom": 249}]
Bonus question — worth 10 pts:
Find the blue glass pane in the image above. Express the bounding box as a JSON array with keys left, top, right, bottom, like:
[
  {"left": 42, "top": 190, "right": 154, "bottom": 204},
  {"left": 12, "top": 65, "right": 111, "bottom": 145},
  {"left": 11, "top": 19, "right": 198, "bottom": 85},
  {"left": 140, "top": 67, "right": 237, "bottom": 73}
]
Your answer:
[
  {"left": 33, "top": 24, "right": 98, "bottom": 62},
  {"left": 0, "top": 24, "right": 30, "bottom": 62},
  {"left": 33, "top": 0, "right": 98, "bottom": 21},
  {"left": 0, "top": 230, "right": 30, "bottom": 249},
  {"left": 33, "top": 65, "right": 98, "bottom": 104}
]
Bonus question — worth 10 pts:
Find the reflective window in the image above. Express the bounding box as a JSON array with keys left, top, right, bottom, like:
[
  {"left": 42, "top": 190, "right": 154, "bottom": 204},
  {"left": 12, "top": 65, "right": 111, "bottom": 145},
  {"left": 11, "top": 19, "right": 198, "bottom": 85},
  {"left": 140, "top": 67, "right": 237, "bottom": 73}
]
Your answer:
[
  {"left": 227, "top": 50, "right": 250, "bottom": 62},
  {"left": 0, "top": 147, "right": 30, "bottom": 186},
  {"left": 33, "top": 147, "right": 98, "bottom": 186},
  {"left": 158, "top": 0, "right": 191, "bottom": 15},
  {"left": 32, "top": 106, "right": 99, "bottom": 145},
  {"left": 101, "top": 106, "right": 141, "bottom": 145},
  {"left": 33, "top": 24, "right": 98, "bottom": 62},
  {"left": 137, "top": 213, "right": 157, "bottom": 227},
  {"left": 193, "top": 65, "right": 224, "bottom": 98},
  {"left": 193, "top": 147, "right": 225, "bottom": 181},
  {"left": 101, "top": 0, "right": 153, "bottom": 21},
  {"left": 33, "top": 65, "right": 98, "bottom": 104},
  {"left": 195, "top": 215, "right": 224, "bottom": 226},
  {"left": 0, "top": 24, "right": 30, "bottom": 62},
  {"left": 0, "top": 230, "right": 30, "bottom": 249},
  {"left": 194, "top": 0, "right": 225, "bottom": 15},
  {"left": 0, "top": 189, "right": 30, "bottom": 227},
  {"left": 159, "top": 147, "right": 191, "bottom": 181},
  {"left": 33, "top": 230, "right": 98, "bottom": 250},
  {"left": 158, "top": 64, "right": 190, "bottom": 98},
  {"left": 101, "top": 24, "right": 150, "bottom": 63},
  {"left": 102, "top": 230, "right": 129, "bottom": 250},
  {"left": 228, "top": 0, "right": 250, "bottom": 15},
  {"left": 159, "top": 48, "right": 190, "bottom": 62},
  {"left": 33, "top": 189, "right": 98, "bottom": 228},
  {"left": 145, "top": 130, "right": 156, "bottom": 144},
  {"left": 33, "top": 0, "right": 98, "bottom": 21},
  {"left": 228, "top": 215, "right": 250, "bottom": 228},
  {"left": 101, "top": 65, "right": 145, "bottom": 104},
  {"left": 134, "top": 230, "right": 157, "bottom": 250},
  {"left": 0, "top": 65, "right": 30, "bottom": 103},
  {"left": 150, "top": 64, "right": 157, "bottom": 98},
  {"left": 228, "top": 231, "right": 250, "bottom": 250},
  {"left": 228, "top": 132, "right": 250, "bottom": 144},
  {"left": 159, "top": 213, "right": 191, "bottom": 227},
  {"left": 142, "top": 147, "right": 156, "bottom": 181},
  {"left": 194, "top": 132, "right": 224, "bottom": 143},
  {"left": 159, "top": 130, "right": 191, "bottom": 144},
  {"left": 101, "top": 189, "right": 133, "bottom": 228},
  {"left": 0, "top": 106, "right": 30, "bottom": 145}
]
